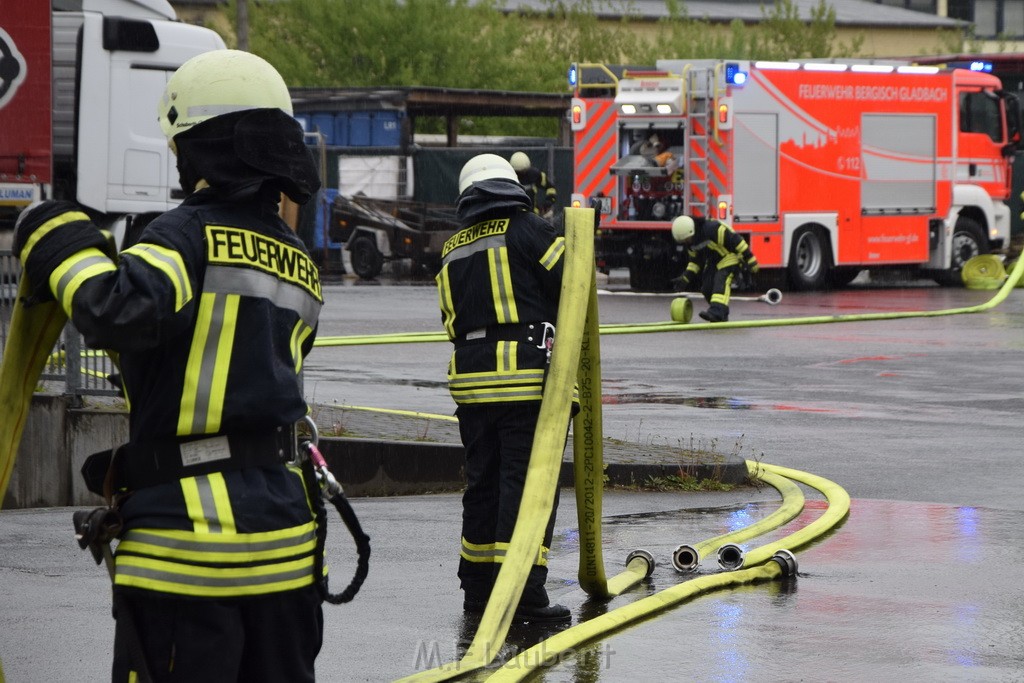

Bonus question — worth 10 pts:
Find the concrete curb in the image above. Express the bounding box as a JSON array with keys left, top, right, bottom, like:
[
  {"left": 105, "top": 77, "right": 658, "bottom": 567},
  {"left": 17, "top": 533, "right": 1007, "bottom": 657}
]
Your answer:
[
  {"left": 319, "top": 436, "right": 750, "bottom": 497},
  {"left": 5, "top": 401, "right": 750, "bottom": 508}
]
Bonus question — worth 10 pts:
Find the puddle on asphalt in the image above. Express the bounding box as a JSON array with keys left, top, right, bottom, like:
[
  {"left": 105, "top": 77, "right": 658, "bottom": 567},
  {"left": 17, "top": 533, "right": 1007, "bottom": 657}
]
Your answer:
[
  {"left": 519, "top": 499, "right": 1024, "bottom": 681},
  {"left": 603, "top": 393, "right": 840, "bottom": 414}
]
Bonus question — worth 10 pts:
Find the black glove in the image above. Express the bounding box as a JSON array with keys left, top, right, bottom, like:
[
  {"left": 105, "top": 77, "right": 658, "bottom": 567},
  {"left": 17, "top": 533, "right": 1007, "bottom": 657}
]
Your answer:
[
  {"left": 743, "top": 254, "right": 760, "bottom": 274},
  {"left": 670, "top": 274, "right": 690, "bottom": 292},
  {"left": 13, "top": 200, "right": 109, "bottom": 304}
]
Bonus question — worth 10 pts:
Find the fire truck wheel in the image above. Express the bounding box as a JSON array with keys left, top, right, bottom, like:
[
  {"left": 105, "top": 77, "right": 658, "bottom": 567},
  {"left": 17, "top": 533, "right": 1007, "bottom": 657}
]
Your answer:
[
  {"left": 934, "top": 217, "right": 987, "bottom": 287},
  {"left": 787, "top": 227, "right": 832, "bottom": 291},
  {"left": 349, "top": 235, "right": 383, "bottom": 280}
]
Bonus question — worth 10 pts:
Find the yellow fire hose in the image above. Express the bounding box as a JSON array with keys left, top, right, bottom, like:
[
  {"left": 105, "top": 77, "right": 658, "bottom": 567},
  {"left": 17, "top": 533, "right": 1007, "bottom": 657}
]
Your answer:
[
  {"left": 672, "top": 460, "right": 805, "bottom": 572},
  {"left": 485, "top": 461, "right": 850, "bottom": 682},
  {"left": 574, "top": 266, "right": 656, "bottom": 599},
  {"left": 717, "top": 461, "right": 851, "bottom": 571},
  {"left": 314, "top": 255, "right": 1024, "bottom": 348},
  {"left": 397, "top": 208, "right": 596, "bottom": 682},
  {"left": 0, "top": 277, "right": 68, "bottom": 502}
]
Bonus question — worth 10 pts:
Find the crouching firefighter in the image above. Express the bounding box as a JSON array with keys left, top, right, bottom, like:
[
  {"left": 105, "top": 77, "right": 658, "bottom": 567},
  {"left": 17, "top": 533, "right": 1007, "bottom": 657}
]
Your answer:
[
  {"left": 436, "top": 154, "right": 576, "bottom": 624},
  {"left": 14, "top": 50, "right": 368, "bottom": 682},
  {"left": 669, "top": 215, "right": 760, "bottom": 323}
]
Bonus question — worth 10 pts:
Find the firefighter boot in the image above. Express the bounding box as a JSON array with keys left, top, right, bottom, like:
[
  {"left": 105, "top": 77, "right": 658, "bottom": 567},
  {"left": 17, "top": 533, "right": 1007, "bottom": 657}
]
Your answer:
[{"left": 699, "top": 303, "right": 729, "bottom": 323}]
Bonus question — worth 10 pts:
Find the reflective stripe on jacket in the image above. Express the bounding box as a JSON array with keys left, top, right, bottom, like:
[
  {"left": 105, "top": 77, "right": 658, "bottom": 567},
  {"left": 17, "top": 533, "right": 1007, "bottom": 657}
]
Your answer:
[
  {"left": 49, "top": 188, "right": 323, "bottom": 598},
  {"left": 436, "top": 209, "right": 564, "bottom": 405}
]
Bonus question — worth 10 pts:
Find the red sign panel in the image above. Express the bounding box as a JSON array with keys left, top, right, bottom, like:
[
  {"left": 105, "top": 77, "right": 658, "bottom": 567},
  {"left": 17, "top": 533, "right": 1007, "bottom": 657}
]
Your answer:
[{"left": 0, "top": 2, "right": 52, "bottom": 185}]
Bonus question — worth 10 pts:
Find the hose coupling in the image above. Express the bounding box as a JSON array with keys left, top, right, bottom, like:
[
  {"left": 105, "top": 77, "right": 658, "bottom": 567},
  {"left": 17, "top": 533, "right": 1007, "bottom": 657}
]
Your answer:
[
  {"left": 625, "top": 549, "right": 656, "bottom": 578},
  {"left": 764, "top": 288, "right": 783, "bottom": 305},
  {"left": 717, "top": 543, "right": 745, "bottom": 571},
  {"left": 671, "top": 544, "right": 700, "bottom": 572},
  {"left": 769, "top": 549, "right": 798, "bottom": 577}
]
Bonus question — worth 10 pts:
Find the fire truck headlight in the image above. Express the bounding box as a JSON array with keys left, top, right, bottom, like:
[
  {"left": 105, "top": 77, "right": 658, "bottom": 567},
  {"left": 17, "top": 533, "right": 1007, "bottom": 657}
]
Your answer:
[
  {"left": 621, "top": 104, "right": 637, "bottom": 115},
  {"left": 657, "top": 104, "right": 673, "bottom": 114}
]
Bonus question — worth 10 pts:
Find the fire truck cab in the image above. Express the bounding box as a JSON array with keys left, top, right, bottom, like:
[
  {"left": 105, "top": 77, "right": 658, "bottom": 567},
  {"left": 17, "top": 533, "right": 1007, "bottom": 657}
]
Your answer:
[{"left": 568, "top": 60, "right": 1022, "bottom": 291}]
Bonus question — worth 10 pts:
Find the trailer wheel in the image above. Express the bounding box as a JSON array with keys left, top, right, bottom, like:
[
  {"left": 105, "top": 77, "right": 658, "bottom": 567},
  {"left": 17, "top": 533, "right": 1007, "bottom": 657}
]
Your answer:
[
  {"left": 934, "top": 217, "right": 986, "bottom": 287},
  {"left": 787, "top": 227, "right": 831, "bottom": 291},
  {"left": 627, "top": 236, "right": 678, "bottom": 292},
  {"left": 349, "top": 235, "right": 383, "bottom": 280}
]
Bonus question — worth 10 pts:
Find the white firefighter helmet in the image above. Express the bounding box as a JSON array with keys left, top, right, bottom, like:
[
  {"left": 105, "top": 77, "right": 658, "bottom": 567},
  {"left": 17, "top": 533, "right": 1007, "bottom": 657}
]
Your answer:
[
  {"left": 158, "top": 49, "right": 293, "bottom": 143},
  {"left": 510, "top": 151, "right": 531, "bottom": 172},
  {"left": 458, "top": 153, "right": 519, "bottom": 194},
  {"left": 671, "top": 215, "right": 696, "bottom": 242}
]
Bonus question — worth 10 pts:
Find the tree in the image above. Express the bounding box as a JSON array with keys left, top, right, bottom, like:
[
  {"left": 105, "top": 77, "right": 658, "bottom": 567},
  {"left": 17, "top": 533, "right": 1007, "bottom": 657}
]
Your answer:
[{"left": 222, "top": 0, "right": 883, "bottom": 137}]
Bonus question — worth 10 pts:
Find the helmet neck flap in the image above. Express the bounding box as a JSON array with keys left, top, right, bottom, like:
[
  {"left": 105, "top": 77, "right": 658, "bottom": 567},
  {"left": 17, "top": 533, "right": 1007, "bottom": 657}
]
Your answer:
[{"left": 174, "top": 108, "right": 321, "bottom": 204}]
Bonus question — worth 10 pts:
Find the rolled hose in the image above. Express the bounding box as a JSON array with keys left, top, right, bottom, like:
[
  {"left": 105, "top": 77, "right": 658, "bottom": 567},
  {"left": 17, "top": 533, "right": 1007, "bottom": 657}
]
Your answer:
[
  {"left": 672, "top": 461, "right": 804, "bottom": 572},
  {"left": 485, "top": 461, "right": 851, "bottom": 682},
  {"left": 397, "top": 207, "right": 596, "bottom": 682},
  {"left": 961, "top": 254, "right": 1007, "bottom": 290}
]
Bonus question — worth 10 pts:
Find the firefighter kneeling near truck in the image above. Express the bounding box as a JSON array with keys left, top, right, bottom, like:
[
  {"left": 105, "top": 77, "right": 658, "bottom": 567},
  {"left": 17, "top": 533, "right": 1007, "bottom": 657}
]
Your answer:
[{"left": 670, "top": 215, "right": 759, "bottom": 323}]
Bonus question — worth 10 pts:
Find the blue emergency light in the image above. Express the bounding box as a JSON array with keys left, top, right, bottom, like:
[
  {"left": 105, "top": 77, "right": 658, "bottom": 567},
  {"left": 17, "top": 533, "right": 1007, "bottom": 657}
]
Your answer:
[
  {"left": 568, "top": 64, "right": 578, "bottom": 88},
  {"left": 948, "top": 60, "right": 993, "bottom": 73},
  {"left": 725, "top": 62, "right": 747, "bottom": 86}
]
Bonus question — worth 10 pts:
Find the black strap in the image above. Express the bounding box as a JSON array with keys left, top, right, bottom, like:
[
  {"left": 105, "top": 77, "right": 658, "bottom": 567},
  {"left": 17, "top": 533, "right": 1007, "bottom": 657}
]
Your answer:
[
  {"left": 300, "top": 456, "right": 371, "bottom": 605},
  {"left": 453, "top": 321, "right": 552, "bottom": 348},
  {"left": 115, "top": 427, "right": 294, "bottom": 491},
  {"left": 113, "top": 589, "right": 155, "bottom": 683}
]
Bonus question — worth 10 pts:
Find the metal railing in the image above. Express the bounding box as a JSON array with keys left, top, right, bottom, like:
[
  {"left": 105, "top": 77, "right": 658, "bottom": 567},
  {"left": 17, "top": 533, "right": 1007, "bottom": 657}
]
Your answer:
[{"left": 0, "top": 251, "right": 120, "bottom": 399}]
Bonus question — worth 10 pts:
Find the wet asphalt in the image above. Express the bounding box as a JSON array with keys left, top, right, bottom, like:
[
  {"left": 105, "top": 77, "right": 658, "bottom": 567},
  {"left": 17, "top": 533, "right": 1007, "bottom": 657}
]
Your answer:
[{"left": 2, "top": 269, "right": 1023, "bottom": 681}]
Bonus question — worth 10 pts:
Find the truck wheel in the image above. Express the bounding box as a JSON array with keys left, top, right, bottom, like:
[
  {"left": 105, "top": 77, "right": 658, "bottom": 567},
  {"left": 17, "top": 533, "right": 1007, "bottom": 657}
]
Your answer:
[
  {"left": 628, "top": 237, "right": 676, "bottom": 292},
  {"left": 349, "top": 235, "right": 383, "bottom": 280},
  {"left": 934, "top": 217, "right": 986, "bottom": 287},
  {"left": 787, "top": 227, "right": 831, "bottom": 291}
]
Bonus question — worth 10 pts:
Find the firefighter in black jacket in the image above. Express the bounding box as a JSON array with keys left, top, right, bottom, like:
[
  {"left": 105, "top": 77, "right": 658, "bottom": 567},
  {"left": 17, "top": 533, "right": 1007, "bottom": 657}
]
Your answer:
[
  {"left": 510, "top": 151, "right": 557, "bottom": 219},
  {"left": 670, "top": 215, "right": 759, "bottom": 322},
  {"left": 436, "top": 153, "right": 571, "bottom": 624},
  {"left": 14, "top": 50, "right": 326, "bottom": 681}
]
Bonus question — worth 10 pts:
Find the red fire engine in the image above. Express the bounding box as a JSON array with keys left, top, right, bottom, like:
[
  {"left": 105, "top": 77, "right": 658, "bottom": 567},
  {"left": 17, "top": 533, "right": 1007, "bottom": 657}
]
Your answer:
[{"left": 568, "top": 60, "right": 1022, "bottom": 291}]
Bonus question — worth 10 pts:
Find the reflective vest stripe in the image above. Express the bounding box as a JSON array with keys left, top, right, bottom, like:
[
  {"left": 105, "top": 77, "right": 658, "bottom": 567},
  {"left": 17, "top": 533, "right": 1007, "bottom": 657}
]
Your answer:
[
  {"left": 448, "top": 369, "right": 546, "bottom": 386},
  {"left": 204, "top": 265, "right": 321, "bottom": 327},
  {"left": 290, "top": 320, "right": 314, "bottom": 373},
  {"left": 710, "top": 272, "right": 735, "bottom": 306},
  {"left": 540, "top": 237, "right": 565, "bottom": 271},
  {"left": 496, "top": 340, "right": 518, "bottom": 373},
  {"left": 487, "top": 246, "right": 518, "bottom": 324},
  {"left": 181, "top": 473, "right": 235, "bottom": 534},
  {"left": 18, "top": 211, "right": 91, "bottom": 263},
  {"left": 437, "top": 265, "right": 456, "bottom": 338},
  {"left": 450, "top": 386, "right": 545, "bottom": 403},
  {"left": 178, "top": 292, "right": 238, "bottom": 435},
  {"left": 121, "top": 243, "right": 193, "bottom": 311},
  {"left": 117, "top": 524, "right": 317, "bottom": 563},
  {"left": 50, "top": 249, "right": 117, "bottom": 313},
  {"left": 460, "top": 537, "right": 548, "bottom": 566},
  {"left": 113, "top": 554, "right": 316, "bottom": 596}
]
